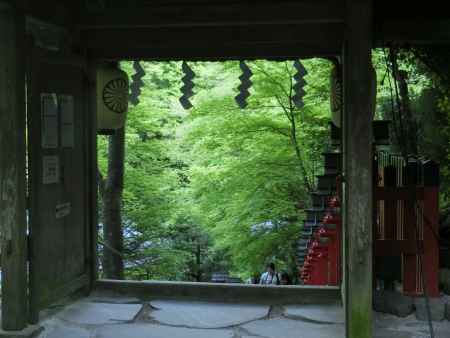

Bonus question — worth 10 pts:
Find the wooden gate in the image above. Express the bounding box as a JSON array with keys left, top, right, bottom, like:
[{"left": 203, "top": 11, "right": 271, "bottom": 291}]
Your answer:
[{"left": 27, "top": 49, "right": 94, "bottom": 322}]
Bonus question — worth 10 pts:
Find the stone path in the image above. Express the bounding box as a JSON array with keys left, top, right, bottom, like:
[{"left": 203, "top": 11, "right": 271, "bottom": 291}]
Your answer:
[
  {"left": 284, "top": 304, "right": 344, "bottom": 324},
  {"left": 95, "top": 324, "right": 234, "bottom": 338},
  {"left": 33, "top": 296, "right": 450, "bottom": 338},
  {"left": 374, "top": 312, "right": 450, "bottom": 338},
  {"left": 242, "top": 317, "right": 345, "bottom": 338},
  {"left": 149, "top": 300, "right": 269, "bottom": 328},
  {"left": 56, "top": 302, "right": 142, "bottom": 325}
]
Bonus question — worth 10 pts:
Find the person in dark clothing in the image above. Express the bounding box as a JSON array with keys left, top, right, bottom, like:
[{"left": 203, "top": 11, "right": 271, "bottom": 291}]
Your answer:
[
  {"left": 280, "top": 271, "right": 292, "bottom": 285},
  {"left": 259, "top": 262, "right": 280, "bottom": 285}
]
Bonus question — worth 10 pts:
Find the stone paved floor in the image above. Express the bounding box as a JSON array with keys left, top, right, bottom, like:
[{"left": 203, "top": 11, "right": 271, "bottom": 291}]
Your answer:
[{"left": 33, "top": 295, "right": 450, "bottom": 338}]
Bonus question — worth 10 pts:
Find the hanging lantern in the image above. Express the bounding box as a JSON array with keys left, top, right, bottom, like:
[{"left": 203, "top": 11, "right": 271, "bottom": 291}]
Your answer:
[
  {"left": 97, "top": 65, "right": 129, "bottom": 134},
  {"left": 330, "top": 64, "right": 343, "bottom": 128},
  {"left": 330, "top": 63, "right": 377, "bottom": 128},
  {"left": 179, "top": 61, "right": 195, "bottom": 109},
  {"left": 293, "top": 60, "right": 308, "bottom": 109},
  {"left": 235, "top": 61, "right": 253, "bottom": 109}
]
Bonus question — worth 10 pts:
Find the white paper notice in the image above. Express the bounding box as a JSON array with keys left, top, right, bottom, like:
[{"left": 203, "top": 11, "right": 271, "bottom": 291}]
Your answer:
[
  {"left": 43, "top": 156, "right": 60, "bottom": 184},
  {"left": 41, "top": 94, "right": 59, "bottom": 149},
  {"left": 60, "top": 95, "right": 75, "bottom": 148},
  {"left": 56, "top": 202, "right": 71, "bottom": 219}
]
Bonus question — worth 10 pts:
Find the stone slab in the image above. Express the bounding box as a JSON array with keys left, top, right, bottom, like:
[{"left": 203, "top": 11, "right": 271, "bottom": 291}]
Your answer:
[
  {"left": 373, "top": 329, "right": 414, "bottom": 338},
  {"left": 0, "top": 325, "right": 43, "bottom": 338},
  {"left": 95, "top": 324, "right": 233, "bottom": 338},
  {"left": 96, "top": 280, "right": 341, "bottom": 305},
  {"left": 41, "top": 325, "right": 90, "bottom": 338},
  {"left": 86, "top": 296, "right": 141, "bottom": 304},
  {"left": 242, "top": 317, "right": 345, "bottom": 338},
  {"left": 414, "top": 297, "right": 446, "bottom": 322},
  {"left": 56, "top": 301, "right": 142, "bottom": 325},
  {"left": 149, "top": 300, "right": 269, "bottom": 329},
  {"left": 374, "top": 312, "right": 450, "bottom": 338},
  {"left": 284, "top": 304, "right": 344, "bottom": 324}
]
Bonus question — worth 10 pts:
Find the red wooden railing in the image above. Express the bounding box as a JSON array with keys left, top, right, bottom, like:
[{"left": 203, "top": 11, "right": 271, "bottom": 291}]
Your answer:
[{"left": 374, "top": 151, "right": 440, "bottom": 297}]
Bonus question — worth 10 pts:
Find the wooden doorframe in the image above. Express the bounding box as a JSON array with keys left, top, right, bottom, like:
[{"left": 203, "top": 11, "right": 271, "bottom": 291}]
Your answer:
[
  {"left": 86, "top": 59, "right": 99, "bottom": 288},
  {"left": 0, "top": 3, "right": 28, "bottom": 331}
]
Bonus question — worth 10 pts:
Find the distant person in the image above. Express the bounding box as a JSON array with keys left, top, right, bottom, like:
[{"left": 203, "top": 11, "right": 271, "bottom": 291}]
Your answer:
[
  {"left": 259, "top": 262, "right": 280, "bottom": 285},
  {"left": 280, "top": 272, "right": 292, "bottom": 285}
]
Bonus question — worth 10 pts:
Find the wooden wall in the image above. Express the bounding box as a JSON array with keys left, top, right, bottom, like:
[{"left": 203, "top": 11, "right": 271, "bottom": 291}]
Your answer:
[{"left": 27, "top": 50, "right": 93, "bottom": 323}]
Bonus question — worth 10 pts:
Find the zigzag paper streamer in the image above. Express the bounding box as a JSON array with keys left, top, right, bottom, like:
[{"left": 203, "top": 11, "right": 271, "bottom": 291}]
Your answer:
[
  {"left": 179, "top": 61, "right": 195, "bottom": 109},
  {"left": 235, "top": 61, "right": 253, "bottom": 109},
  {"left": 129, "top": 61, "right": 145, "bottom": 106},
  {"left": 293, "top": 60, "right": 308, "bottom": 109}
]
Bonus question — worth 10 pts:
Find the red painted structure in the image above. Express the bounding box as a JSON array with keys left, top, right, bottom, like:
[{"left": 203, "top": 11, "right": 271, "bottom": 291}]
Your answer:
[
  {"left": 298, "top": 149, "right": 440, "bottom": 297},
  {"left": 300, "top": 185, "right": 342, "bottom": 286},
  {"left": 374, "top": 152, "right": 440, "bottom": 297}
]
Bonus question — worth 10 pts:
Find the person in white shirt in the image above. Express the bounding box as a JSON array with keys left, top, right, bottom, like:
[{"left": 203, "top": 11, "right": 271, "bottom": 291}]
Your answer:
[{"left": 259, "top": 262, "right": 280, "bottom": 285}]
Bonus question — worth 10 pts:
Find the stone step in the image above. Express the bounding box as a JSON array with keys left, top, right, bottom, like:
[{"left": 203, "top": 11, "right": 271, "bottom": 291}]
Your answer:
[
  {"left": 323, "top": 152, "right": 341, "bottom": 172},
  {"left": 305, "top": 208, "right": 326, "bottom": 223},
  {"left": 303, "top": 221, "right": 322, "bottom": 227},
  {"left": 297, "top": 246, "right": 309, "bottom": 253},
  {"left": 311, "top": 193, "right": 328, "bottom": 208},
  {"left": 316, "top": 174, "right": 338, "bottom": 192},
  {"left": 298, "top": 239, "right": 310, "bottom": 246},
  {"left": 301, "top": 228, "right": 314, "bottom": 237}
]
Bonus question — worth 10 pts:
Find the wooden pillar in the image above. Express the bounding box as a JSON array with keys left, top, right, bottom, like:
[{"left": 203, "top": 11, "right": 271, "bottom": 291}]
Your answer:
[
  {"left": 342, "top": 0, "right": 373, "bottom": 337},
  {"left": 87, "top": 60, "right": 99, "bottom": 287},
  {"left": 0, "top": 3, "right": 28, "bottom": 331}
]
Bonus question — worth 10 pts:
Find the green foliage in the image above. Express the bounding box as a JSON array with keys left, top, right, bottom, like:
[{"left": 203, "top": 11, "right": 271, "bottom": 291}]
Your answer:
[
  {"left": 97, "top": 59, "right": 334, "bottom": 281},
  {"left": 98, "top": 52, "right": 449, "bottom": 282},
  {"left": 176, "top": 60, "right": 332, "bottom": 279},
  {"left": 373, "top": 48, "right": 450, "bottom": 209}
]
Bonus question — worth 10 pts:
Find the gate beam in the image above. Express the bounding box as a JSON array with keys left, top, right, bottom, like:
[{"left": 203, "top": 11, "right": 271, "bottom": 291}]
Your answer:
[
  {"left": 0, "top": 3, "right": 28, "bottom": 331},
  {"left": 342, "top": 0, "right": 374, "bottom": 337}
]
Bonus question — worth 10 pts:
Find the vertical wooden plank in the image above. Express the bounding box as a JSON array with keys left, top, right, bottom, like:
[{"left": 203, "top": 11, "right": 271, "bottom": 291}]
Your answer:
[
  {"left": 0, "top": 3, "right": 28, "bottom": 331},
  {"left": 27, "top": 45, "right": 39, "bottom": 325},
  {"left": 342, "top": 0, "right": 373, "bottom": 337},
  {"left": 403, "top": 161, "right": 419, "bottom": 295},
  {"left": 422, "top": 161, "right": 440, "bottom": 297},
  {"left": 383, "top": 166, "right": 397, "bottom": 240},
  {"left": 87, "top": 59, "right": 99, "bottom": 287},
  {"left": 402, "top": 200, "right": 418, "bottom": 295}
]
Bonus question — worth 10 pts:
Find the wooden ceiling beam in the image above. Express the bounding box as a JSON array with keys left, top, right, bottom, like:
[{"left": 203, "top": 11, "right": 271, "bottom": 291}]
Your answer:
[
  {"left": 78, "top": 1, "right": 344, "bottom": 29},
  {"left": 81, "top": 24, "right": 343, "bottom": 49},
  {"left": 81, "top": 23, "right": 342, "bottom": 60},
  {"left": 375, "top": 20, "right": 450, "bottom": 45},
  {"left": 87, "top": 43, "right": 339, "bottom": 61}
]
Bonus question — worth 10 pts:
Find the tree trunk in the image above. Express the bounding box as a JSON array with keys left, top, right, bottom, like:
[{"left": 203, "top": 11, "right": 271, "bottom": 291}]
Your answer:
[
  {"left": 101, "top": 127, "right": 125, "bottom": 279},
  {"left": 195, "top": 243, "right": 201, "bottom": 282}
]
